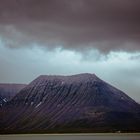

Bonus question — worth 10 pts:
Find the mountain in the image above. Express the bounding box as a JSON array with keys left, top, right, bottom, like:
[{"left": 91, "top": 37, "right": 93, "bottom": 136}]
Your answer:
[
  {"left": 1, "top": 73, "right": 140, "bottom": 133},
  {"left": 0, "top": 84, "right": 26, "bottom": 106}
]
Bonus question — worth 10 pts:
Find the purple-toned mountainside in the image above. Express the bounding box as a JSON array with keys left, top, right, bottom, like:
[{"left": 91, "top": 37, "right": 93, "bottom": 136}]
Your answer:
[
  {"left": 0, "top": 84, "right": 26, "bottom": 105},
  {"left": 1, "top": 73, "right": 140, "bottom": 133}
]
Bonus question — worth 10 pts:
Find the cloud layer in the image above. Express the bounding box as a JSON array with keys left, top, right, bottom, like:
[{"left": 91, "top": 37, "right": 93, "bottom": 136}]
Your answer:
[
  {"left": 0, "top": 0, "right": 140, "bottom": 53},
  {"left": 0, "top": 0, "right": 140, "bottom": 102}
]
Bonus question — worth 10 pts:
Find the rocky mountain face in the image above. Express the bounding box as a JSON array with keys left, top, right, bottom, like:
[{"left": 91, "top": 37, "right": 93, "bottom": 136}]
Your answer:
[
  {"left": 0, "top": 84, "right": 26, "bottom": 106},
  {"left": 1, "top": 73, "right": 140, "bottom": 133}
]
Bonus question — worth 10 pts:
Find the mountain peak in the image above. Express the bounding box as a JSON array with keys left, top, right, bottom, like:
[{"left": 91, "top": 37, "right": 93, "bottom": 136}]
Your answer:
[
  {"left": 38, "top": 73, "right": 97, "bottom": 78},
  {"left": 30, "top": 73, "right": 99, "bottom": 86}
]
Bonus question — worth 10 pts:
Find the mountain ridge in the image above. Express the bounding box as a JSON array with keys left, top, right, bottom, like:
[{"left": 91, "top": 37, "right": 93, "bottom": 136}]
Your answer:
[{"left": 29, "top": 73, "right": 98, "bottom": 86}]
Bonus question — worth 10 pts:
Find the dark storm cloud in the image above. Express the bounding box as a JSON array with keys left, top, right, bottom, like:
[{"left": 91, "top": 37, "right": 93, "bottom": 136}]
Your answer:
[{"left": 0, "top": 0, "right": 140, "bottom": 53}]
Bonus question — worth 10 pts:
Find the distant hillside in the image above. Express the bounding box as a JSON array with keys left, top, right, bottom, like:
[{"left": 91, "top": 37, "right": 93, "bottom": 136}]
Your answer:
[{"left": 0, "top": 83, "right": 26, "bottom": 105}]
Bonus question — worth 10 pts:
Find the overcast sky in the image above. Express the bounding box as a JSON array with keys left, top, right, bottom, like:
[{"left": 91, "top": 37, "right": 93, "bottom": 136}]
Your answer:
[{"left": 0, "top": 0, "right": 140, "bottom": 102}]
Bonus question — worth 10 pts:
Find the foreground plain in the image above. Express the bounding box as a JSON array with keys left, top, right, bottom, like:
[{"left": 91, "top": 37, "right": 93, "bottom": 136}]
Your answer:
[{"left": 0, "top": 134, "right": 140, "bottom": 140}]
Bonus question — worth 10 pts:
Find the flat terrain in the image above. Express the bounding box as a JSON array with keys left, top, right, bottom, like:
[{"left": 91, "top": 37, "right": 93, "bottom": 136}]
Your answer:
[{"left": 0, "top": 134, "right": 140, "bottom": 140}]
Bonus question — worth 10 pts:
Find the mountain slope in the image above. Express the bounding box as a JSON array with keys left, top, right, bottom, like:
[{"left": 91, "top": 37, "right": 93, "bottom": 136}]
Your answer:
[{"left": 1, "top": 73, "right": 140, "bottom": 133}]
